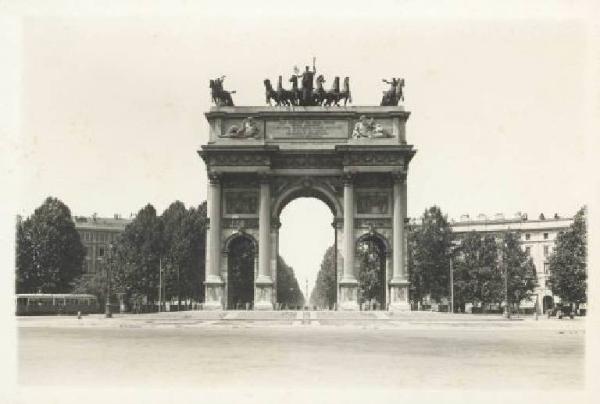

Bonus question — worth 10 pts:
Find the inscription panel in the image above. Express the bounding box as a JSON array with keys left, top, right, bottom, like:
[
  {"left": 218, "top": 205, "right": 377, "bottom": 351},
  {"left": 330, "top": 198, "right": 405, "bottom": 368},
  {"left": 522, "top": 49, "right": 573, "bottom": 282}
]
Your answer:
[
  {"left": 224, "top": 191, "right": 258, "bottom": 215},
  {"left": 266, "top": 119, "right": 349, "bottom": 139},
  {"left": 356, "top": 191, "right": 391, "bottom": 215}
]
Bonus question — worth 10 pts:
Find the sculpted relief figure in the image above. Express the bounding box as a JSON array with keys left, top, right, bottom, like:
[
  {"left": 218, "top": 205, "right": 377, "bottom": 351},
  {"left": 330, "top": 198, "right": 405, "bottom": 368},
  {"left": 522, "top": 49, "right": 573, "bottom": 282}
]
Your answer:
[
  {"left": 222, "top": 117, "right": 260, "bottom": 139},
  {"left": 352, "top": 115, "right": 391, "bottom": 139}
]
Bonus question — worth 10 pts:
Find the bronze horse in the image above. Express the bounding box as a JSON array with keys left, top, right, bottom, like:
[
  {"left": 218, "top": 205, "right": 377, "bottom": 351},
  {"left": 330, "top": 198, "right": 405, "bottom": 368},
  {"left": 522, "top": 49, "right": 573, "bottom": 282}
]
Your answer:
[
  {"left": 288, "top": 75, "right": 302, "bottom": 106},
  {"left": 264, "top": 79, "right": 282, "bottom": 106},
  {"left": 323, "top": 76, "right": 340, "bottom": 106},
  {"left": 313, "top": 75, "right": 326, "bottom": 105},
  {"left": 380, "top": 78, "right": 404, "bottom": 106},
  {"left": 210, "top": 78, "right": 235, "bottom": 106},
  {"left": 339, "top": 77, "right": 352, "bottom": 106}
]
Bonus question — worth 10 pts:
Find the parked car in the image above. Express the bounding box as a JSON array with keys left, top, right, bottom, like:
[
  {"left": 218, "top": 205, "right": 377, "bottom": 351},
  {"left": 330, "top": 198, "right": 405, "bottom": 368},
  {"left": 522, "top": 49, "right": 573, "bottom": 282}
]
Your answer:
[{"left": 546, "top": 305, "right": 575, "bottom": 319}]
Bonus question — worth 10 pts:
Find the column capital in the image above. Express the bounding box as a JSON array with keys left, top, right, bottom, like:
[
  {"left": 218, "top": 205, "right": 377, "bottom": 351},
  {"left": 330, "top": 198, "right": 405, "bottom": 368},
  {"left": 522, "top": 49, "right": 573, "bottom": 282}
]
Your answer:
[
  {"left": 391, "top": 170, "right": 407, "bottom": 183},
  {"left": 257, "top": 172, "right": 272, "bottom": 185},
  {"left": 208, "top": 171, "right": 222, "bottom": 184},
  {"left": 342, "top": 172, "right": 356, "bottom": 186}
]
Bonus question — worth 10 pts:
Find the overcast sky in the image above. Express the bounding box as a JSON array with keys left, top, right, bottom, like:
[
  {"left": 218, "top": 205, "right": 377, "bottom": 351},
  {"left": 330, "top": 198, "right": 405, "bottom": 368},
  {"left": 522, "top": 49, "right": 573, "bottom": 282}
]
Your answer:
[{"left": 2, "top": 0, "right": 598, "bottom": 297}]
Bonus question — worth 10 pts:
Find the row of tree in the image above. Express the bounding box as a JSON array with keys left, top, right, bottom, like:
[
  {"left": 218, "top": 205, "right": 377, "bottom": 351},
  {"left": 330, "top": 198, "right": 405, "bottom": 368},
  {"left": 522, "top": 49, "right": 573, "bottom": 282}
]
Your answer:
[
  {"left": 309, "top": 205, "right": 587, "bottom": 311},
  {"left": 409, "top": 206, "right": 537, "bottom": 311},
  {"left": 16, "top": 196, "right": 306, "bottom": 309}
]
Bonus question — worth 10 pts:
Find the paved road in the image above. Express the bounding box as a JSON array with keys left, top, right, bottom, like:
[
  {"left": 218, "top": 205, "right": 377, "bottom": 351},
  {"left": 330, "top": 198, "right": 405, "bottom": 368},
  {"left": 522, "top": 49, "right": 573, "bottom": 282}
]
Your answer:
[{"left": 18, "top": 319, "right": 584, "bottom": 390}]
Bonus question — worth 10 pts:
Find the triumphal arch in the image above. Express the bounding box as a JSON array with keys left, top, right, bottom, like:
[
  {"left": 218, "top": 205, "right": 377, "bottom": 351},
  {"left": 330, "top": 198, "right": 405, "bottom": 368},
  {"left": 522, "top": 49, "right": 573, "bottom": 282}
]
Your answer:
[{"left": 200, "top": 74, "right": 416, "bottom": 311}]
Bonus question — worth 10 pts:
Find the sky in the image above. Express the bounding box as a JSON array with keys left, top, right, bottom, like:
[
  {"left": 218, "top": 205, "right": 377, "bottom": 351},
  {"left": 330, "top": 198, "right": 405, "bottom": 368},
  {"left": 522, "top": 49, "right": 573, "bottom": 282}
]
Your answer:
[{"left": 2, "top": 0, "right": 599, "bottom": 298}]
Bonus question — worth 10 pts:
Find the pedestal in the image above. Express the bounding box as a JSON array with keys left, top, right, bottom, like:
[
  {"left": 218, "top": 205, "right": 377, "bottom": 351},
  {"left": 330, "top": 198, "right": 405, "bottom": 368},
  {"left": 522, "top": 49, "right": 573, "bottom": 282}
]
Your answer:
[
  {"left": 254, "top": 280, "right": 274, "bottom": 310},
  {"left": 339, "top": 279, "right": 359, "bottom": 310},
  {"left": 389, "top": 280, "right": 410, "bottom": 311},
  {"left": 204, "top": 277, "right": 224, "bottom": 310}
]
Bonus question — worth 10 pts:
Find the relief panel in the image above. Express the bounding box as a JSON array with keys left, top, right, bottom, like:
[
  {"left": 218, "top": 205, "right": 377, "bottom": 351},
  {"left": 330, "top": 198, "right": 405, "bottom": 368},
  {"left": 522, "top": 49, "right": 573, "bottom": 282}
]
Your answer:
[{"left": 224, "top": 190, "right": 258, "bottom": 215}]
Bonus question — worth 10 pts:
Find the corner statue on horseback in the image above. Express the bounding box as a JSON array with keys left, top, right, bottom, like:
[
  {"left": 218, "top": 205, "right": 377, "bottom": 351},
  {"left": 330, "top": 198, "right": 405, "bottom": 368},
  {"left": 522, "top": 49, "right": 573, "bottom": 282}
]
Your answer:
[
  {"left": 380, "top": 78, "right": 404, "bottom": 106},
  {"left": 210, "top": 75, "right": 235, "bottom": 107}
]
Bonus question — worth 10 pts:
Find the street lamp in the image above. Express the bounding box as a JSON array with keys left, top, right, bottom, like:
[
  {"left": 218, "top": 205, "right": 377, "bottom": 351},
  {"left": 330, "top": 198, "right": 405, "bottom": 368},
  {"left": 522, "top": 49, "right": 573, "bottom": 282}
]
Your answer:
[
  {"left": 449, "top": 240, "right": 461, "bottom": 314},
  {"left": 105, "top": 243, "right": 114, "bottom": 318},
  {"left": 497, "top": 236, "right": 511, "bottom": 319}
]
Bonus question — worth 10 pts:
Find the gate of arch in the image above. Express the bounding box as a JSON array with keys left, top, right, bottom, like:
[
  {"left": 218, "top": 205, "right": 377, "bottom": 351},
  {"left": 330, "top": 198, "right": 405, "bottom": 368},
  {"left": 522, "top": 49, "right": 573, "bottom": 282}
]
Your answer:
[{"left": 199, "top": 106, "right": 416, "bottom": 311}]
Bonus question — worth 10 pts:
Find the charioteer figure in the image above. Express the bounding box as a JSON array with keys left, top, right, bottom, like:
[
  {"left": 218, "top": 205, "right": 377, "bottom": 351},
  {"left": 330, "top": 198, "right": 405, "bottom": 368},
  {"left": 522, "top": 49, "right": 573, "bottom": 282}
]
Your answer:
[{"left": 295, "top": 57, "right": 317, "bottom": 106}]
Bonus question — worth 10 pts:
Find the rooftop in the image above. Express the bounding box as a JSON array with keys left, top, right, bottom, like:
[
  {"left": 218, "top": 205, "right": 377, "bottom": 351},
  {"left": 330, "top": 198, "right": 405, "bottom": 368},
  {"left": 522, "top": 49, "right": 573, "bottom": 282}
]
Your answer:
[{"left": 74, "top": 215, "right": 132, "bottom": 230}]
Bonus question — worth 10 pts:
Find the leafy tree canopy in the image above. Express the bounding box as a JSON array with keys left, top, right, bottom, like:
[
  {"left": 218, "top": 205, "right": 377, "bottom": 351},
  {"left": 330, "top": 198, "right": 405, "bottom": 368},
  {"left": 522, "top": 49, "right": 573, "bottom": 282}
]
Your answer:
[
  {"left": 548, "top": 207, "right": 587, "bottom": 305},
  {"left": 310, "top": 246, "right": 336, "bottom": 309},
  {"left": 409, "top": 206, "right": 453, "bottom": 302},
  {"left": 16, "top": 197, "right": 85, "bottom": 293}
]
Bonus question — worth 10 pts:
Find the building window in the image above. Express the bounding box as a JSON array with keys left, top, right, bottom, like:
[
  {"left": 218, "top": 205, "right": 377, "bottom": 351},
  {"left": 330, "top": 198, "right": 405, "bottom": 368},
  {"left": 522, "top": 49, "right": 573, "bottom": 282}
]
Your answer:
[
  {"left": 544, "top": 262, "right": 549, "bottom": 274},
  {"left": 543, "top": 233, "right": 549, "bottom": 240},
  {"left": 525, "top": 246, "right": 531, "bottom": 255},
  {"left": 98, "top": 247, "right": 105, "bottom": 257},
  {"left": 86, "top": 246, "right": 91, "bottom": 257},
  {"left": 525, "top": 233, "right": 531, "bottom": 240},
  {"left": 543, "top": 245, "right": 549, "bottom": 256}
]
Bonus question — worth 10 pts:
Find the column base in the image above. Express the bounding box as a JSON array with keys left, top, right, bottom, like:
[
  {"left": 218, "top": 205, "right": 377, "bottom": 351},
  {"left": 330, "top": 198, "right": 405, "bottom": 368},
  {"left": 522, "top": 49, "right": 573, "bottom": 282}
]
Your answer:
[
  {"left": 339, "top": 279, "right": 359, "bottom": 311},
  {"left": 204, "top": 280, "right": 224, "bottom": 310},
  {"left": 389, "top": 280, "right": 410, "bottom": 312},
  {"left": 255, "top": 282, "right": 273, "bottom": 310}
]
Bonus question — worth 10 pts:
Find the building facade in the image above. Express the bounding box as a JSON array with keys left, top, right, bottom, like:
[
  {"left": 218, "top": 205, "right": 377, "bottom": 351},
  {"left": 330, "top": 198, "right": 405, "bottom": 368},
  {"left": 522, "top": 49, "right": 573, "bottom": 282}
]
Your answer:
[
  {"left": 74, "top": 215, "right": 132, "bottom": 276},
  {"left": 448, "top": 212, "right": 573, "bottom": 313}
]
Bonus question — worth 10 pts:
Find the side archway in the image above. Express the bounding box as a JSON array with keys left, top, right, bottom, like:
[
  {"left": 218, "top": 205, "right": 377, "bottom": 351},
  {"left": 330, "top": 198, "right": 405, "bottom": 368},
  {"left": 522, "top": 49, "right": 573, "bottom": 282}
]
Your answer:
[
  {"left": 355, "top": 230, "right": 391, "bottom": 310},
  {"left": 223, "top": 231, "right": 258, "bottom": 310}
]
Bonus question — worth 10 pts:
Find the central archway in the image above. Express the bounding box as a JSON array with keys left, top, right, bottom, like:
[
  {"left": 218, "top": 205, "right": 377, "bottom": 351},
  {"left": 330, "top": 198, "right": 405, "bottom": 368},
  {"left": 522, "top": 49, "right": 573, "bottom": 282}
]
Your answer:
[{"left": 278, "top": 196, "right": 336, "bottom": 309}]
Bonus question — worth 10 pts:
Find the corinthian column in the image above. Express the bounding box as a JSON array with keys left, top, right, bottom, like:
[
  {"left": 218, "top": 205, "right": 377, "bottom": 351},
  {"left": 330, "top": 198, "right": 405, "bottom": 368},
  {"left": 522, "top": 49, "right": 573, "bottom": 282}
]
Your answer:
[
  {"left": 339, "top": 173, "right": 358, "bottom": 310},
  {"left": 204, "top": 172, "right": 224, "bottom": 310},
  {"left": 390, "top": 170, "right": 410, "bottom": 311},
  {"left": 255, "top": 174, "right": 273, "bottom": 310}
]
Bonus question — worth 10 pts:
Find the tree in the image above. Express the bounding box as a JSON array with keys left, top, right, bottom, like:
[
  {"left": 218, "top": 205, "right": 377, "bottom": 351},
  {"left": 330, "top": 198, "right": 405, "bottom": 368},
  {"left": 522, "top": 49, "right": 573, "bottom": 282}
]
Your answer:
[
  {"left": 16, "top": 197, "right": 85, "bottom": 293},
  {"left": 453, "top": 232, "right": 503, "bottom": 311},
  {"left": 500, "top": 231, "right": 537, "bottom": 310},
  {"left": 310, "top": 246, "right": 337, "bottom": 309},
  {"left": 160, "top": 201, "right": 207, "bottom": 305},
  {"left": 276, "top": 256, "right": 304, "bottom": 308},
  {"left": 409, "top": 206, "right": 453, "bottom": 304},
  {"left": 548, "top": 207, "right": 587, "bottom": 309},
  {"left": 113, "top": 204, "right": 164, "bottom": 307}
]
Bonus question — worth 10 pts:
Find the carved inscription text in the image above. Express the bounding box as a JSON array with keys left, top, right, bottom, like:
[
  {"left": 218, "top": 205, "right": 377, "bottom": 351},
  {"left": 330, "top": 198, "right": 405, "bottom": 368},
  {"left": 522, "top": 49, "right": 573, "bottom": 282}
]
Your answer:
[{"left": 266, "top": 119, "right": 348, "bottom": 139}]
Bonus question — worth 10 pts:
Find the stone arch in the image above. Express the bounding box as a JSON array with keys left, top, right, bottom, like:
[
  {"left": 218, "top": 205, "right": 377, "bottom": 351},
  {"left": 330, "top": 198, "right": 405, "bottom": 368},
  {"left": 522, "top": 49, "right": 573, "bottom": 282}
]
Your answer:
[
  {"left": 355, "top": 229, "right": 391, "bottom": 310},
  {"left": 223, "top": 230, "right": 259, "bottom": 255},
  {"left": 355, "top": 229, "right": 391, "bottom": 254},
  {"left": 222, "top": 231, "right": 258, "bottom": 309},
  {"left": 272, "top": 178, "right": 343, "bottom": 220}
]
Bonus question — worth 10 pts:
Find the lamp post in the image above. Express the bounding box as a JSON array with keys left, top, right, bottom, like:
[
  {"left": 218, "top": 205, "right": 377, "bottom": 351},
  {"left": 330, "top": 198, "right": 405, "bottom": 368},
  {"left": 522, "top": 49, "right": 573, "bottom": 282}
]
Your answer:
[
  {"left": 448, "top": 240, "right": 461, "bottom": 314},
  {"left": 158, "top": 257, "right": 163, "bottom": 313},
  {"left": 105, "top": 243, "right": 113, "bottom": 318},
  {"left": 504, "top": 258, "right": 510, "bottom": 319},
  {"left": 497, "top": 236, "right": 511, "bottom": 319},
  {"left": 449, "top": 256, "right": 454, "bottom": 314}
]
